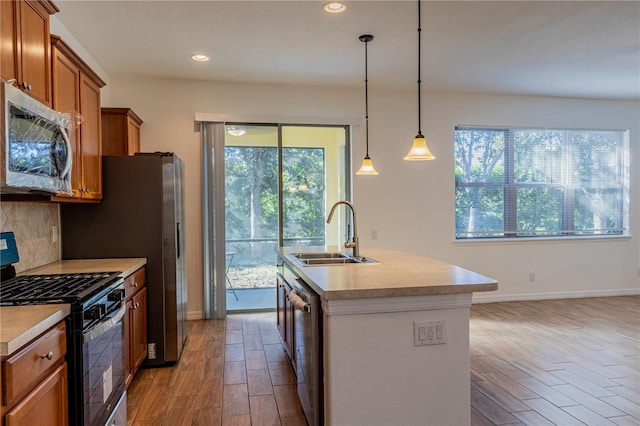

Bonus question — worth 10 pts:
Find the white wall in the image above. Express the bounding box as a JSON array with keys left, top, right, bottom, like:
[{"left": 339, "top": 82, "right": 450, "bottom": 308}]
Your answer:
[{"left": 105, "top": 76, "right": 639, "bottom": 318}]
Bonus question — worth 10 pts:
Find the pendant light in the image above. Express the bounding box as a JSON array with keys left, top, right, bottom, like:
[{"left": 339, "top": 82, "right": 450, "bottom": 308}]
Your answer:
[
  {"left": 356, "top": 34, "right": 379, "bottom": 175},
  {"left": 404, "top": 0, "right": 435, "bottom": 161}
]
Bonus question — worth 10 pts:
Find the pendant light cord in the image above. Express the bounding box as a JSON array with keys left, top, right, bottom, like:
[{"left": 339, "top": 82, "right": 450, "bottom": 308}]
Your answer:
[
  {"left": 364, "top": 38, "right": 370, "bottom": 157},
  {"left": 417, "top": 0, "right": 422, "bottom": 136}
]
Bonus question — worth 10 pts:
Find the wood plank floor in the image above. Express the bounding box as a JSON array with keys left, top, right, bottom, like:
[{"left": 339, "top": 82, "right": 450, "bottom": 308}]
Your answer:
[{"left": 127, "top": 296, "right": 639, "bottom": 425}]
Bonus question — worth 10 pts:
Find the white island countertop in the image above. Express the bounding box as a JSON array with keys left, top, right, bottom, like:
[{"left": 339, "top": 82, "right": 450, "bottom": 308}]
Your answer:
[{"left": 278, "top": 246, "right": 497, "bottom": 300}]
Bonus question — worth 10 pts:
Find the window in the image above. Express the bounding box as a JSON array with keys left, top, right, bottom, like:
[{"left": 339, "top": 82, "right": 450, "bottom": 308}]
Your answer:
[{"left": 455, "top": 126, "right": 628, "bottom": 239}]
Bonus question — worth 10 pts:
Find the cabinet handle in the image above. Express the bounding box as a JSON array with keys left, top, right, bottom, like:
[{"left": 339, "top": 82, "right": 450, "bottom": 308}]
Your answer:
[
  {"left": 135, "top": 302, "right": 140, "bottom": 309},
  {"left": 133, "top": 281, "right": 138, "bottom": 288},
  {"left": 41, "top": 351, "right": 54, "bottom": 360}
]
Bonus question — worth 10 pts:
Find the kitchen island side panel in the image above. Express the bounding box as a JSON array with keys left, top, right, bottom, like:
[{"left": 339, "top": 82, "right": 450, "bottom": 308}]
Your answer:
[{"left": 323, "top": 295, "right": 472, "bottom": 426}]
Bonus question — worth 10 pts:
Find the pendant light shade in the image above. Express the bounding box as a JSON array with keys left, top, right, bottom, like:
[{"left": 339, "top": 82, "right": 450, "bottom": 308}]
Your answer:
[
  {"left": 404, "top": 133, "right": 435, "bottom": 160},
  {"left": 357, "top": 155, "right": 378, "bottom": 175},
  {"left": 404, "top": 0, "right": 435, "bottom": 161},
  {"left": 356, "top": 34, "right": 378, "bottom": 176}
]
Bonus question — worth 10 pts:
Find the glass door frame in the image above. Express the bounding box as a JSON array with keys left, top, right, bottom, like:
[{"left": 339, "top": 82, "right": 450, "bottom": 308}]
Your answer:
[{"left": 199, "top": 116, "right": 355, "bottom": 319}]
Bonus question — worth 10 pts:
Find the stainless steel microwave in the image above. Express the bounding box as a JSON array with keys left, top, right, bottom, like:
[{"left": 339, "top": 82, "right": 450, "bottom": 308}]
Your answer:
[{"left": 2, "top": 82, "right": 72, "bottom": 194}]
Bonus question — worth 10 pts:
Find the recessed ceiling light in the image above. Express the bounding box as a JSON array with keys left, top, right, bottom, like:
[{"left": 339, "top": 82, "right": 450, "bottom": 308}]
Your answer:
[
  {"left": 191, "top": 54, "right": 210, "bottom": 62},
  {"left": 324, "top": 2, "right": 345, "bottom": 13}
]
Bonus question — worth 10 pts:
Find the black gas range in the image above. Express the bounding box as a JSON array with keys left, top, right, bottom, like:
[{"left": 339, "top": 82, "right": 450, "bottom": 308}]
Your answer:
[{"left": 0, "top": 234, "right": 127, "bottom": 426}]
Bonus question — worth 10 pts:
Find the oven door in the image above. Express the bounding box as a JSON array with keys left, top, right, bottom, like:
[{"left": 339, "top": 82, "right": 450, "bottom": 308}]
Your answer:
[{"left": 82, "top": 303, "right": 126, "bottom": 426}]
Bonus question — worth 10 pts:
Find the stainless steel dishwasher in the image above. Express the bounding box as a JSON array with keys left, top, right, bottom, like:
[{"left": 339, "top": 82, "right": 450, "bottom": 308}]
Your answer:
[{"left": 289, "top": 276, "right": 323, "bottom": 426}]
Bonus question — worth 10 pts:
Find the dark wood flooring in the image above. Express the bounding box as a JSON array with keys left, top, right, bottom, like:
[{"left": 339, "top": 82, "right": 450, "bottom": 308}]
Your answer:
[{"left": 127, "top": 296, "right": 640, "bottom": 425}]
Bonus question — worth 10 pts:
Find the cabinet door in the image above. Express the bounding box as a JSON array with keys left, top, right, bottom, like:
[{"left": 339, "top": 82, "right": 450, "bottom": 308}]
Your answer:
[
  {"left": 131, "top": 287, "right": 147, "bottom": 373},
  {"left": 51, "top": 46, "right": 82, "bottom": 198},
  {"left": 17, "top": 0, "right": 52, "bottom": 106},
  {"left": 1, "top": 1, "right": 18, "bottom": 84},
  {"left": 285, "top": 286, "right": 295, "bottom": 369},
  {"left": 4, "top": 363, "right": 68, "bottom": 426},
  {"left": 78, "top": 73, "right": 102, "bottom": 200},
  {"left": 126, "top": 118, "right": 141, "bottom": 155},
  {"left": 276, "top": 273, "right": 287, "bottom": 348}
]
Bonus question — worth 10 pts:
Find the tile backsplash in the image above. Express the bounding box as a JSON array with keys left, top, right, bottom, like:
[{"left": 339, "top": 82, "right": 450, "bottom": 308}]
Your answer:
[{"left": 0, "top": 202, "right": 61, "bottom": 273}]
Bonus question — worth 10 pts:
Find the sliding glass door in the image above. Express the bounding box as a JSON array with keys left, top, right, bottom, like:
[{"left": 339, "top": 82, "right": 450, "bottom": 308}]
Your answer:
[{"left": 223, "top": 124, "right": 349, "bottom": 311}]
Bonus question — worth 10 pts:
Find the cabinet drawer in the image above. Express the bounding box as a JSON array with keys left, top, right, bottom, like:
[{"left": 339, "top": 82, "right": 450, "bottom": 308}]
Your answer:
[
  {"left": 3, "top": 322, "right": 66, "bottom": 403},
  {"left": 124, "top": 267, "right": 146, "bottom": 299}
]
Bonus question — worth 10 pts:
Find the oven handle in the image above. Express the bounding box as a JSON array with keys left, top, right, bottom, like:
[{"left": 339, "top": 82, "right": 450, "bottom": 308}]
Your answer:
[
  {"left": 82, "top": 303, "right": 126, "bottom": 344},
  {"left": 288, "top": 289, "right": 311, "bottom": 313}
]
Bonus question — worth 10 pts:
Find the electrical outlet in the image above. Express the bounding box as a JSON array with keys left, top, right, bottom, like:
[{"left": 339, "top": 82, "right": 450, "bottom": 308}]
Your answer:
[
  {"left": 414, "top": 321, "right": 447, "bottom": 346},
  {"left": 528, "top": 271, "right": 536, "bottom": 282},
  {"left": 371, "top": 229, "right": 378, "bottom": 240},
  {"left": 51, "top": 225, "right": 58, "bottom": 242}
]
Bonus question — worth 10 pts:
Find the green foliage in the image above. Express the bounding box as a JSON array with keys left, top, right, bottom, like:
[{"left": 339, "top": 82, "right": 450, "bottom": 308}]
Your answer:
[{"left": 225, "top": 146, "right": 325, "bottom": 242}]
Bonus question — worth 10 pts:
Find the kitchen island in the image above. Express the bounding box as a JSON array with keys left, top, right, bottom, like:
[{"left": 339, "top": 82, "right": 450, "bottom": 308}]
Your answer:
[{"left": 277, "top": 247, "right": 497, "bottom": 426}]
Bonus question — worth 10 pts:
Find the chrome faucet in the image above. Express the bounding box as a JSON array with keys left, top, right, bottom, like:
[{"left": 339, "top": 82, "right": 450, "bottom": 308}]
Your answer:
[{"left": 326, "top": 200, "right": 359, "bottom": 258}]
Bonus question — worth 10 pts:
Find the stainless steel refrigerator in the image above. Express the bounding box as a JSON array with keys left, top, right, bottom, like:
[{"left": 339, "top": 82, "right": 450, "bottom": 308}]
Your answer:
[{"left": 61, "top": 152, "right": 187, "bottom": 367}]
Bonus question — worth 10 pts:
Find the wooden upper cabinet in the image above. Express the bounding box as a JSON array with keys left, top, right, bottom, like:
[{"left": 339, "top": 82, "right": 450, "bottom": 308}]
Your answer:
[
  {"left": 101, "top": 108, "right": 143, "bottom": 156},
  {"left": 51, "top": 44, "right": 81, "bottom": 198},
  {"left": 50, "top": 35, "right": 106, "bottom": 202},
  {"left": 79, "top": 73, "right": 102, "bottom": 200},
  {"left": 1, "top": 0, "right": 58, "bottom": 107}
]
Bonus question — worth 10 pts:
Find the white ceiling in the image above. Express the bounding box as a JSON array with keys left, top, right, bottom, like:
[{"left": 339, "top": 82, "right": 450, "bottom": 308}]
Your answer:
[{"left": 54, "top": 1, "right": 640, "bottom": 100}]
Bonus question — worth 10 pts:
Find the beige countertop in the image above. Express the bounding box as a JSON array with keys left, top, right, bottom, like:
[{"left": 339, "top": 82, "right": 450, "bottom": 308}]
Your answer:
[
  {"left": 0, "top": 305, "right": 70, "bottom": 356},
  {"left": 23, "top": 258, "right": 147, "bottom": 277},
  {"left": 278, "top": 247, "right": 497, "bottom": 300},
  {"left": 1, "top": 258, "right": 146, "bottom": 357}
]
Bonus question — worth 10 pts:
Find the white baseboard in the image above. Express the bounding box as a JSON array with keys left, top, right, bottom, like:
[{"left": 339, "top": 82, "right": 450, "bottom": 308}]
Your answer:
[
  {"left": 472, "top": 288, "right": 640, "bottom": 304},
  {"left": 187, "top": 310, "right": 204, "bottom": 320}
]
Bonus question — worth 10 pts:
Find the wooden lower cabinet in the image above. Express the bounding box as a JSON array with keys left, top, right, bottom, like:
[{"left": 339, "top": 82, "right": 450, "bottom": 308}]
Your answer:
[
  {"left": 124, "top": 267, "right": 147, "bottom": 389},
  {"left": 276, "top": 272, "right": 294, "bottom": 364},
  {"left": 4, "top": 363, "right": 67, "bottom": 426},
  {"left": 1, "top": 321, "right": 68, "bottom": 426},
  {"left": 130, "top": 287, "right": 147, "bottom": 376}
]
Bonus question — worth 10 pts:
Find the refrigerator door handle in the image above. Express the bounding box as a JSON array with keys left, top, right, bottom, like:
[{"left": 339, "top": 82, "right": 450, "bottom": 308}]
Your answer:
[{"left": 176, "top": 222, "right": 181, "bottom": 259}]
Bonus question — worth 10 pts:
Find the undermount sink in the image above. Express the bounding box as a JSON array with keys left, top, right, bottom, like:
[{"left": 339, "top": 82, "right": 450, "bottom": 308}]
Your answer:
[
  {"left": 289, "top": 252, "right": 380, "bottom": 266},
  {"left": 293, "top": 252, "right": 348, "bottom": 259}
]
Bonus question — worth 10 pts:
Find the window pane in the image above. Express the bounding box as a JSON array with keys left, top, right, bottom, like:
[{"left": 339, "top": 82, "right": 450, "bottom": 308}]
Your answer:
[
  {"left": 569, "top": 131, "right": 622, "bottom": 187},
  {"left": 282, "top": 126, "right": 348, "bottom": 248},
  {"left": 455, "top": 129, "right": 505, "bottom": 183},
  {"left": 225, "top": 146, "right": 278, "bottom": 240},
  {"left": 574, "top": 188, "right": 623, "bottom": 235},
  {"left": 282, "top": 147, "right": 325, "bottom": 245},
  {"left": 514, "top": 130, "right": 563, "bottom": 183},
  {"left": 454, "top": 126, "right": 627, "bottom": 240},
  {"left": 455, "top": 187, "right": 504, "bottom": 238},
  {"left": 516, "top": 187, "right": 564, "bottom": 236}
]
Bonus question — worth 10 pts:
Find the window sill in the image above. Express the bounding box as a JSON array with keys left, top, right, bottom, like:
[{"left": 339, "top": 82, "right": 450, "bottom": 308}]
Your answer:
[{"left": 453, "top": 234, "right": 631, "bottom": 245}]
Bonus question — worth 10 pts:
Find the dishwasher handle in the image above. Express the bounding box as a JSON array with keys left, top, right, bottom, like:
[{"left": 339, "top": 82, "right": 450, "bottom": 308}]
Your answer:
[{"left": 288, "top": 289, "right": 311, "bottom": 313}]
